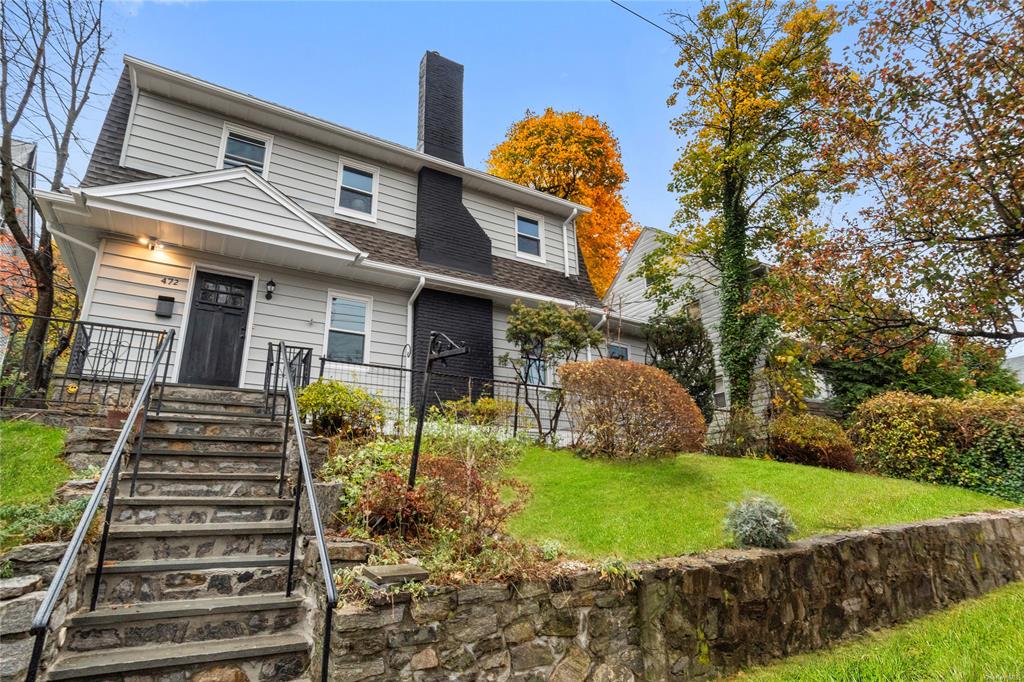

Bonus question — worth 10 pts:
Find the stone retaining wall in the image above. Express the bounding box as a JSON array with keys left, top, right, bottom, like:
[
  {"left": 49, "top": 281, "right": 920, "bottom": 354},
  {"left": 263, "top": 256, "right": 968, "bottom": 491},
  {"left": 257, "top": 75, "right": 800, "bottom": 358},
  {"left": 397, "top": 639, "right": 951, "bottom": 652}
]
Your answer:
[{"left": 316, "top": 510, "right": 1024, "bottom": 681}]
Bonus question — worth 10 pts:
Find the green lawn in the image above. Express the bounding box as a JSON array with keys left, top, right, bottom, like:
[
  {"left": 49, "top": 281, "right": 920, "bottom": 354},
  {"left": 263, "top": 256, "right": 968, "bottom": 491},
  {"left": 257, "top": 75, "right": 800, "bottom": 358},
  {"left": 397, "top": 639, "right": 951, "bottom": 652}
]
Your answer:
[
  {"left": 509, "top": 448, "right": 1013, "bottom": 560},
  {"left": 734, "top": 580, "right": 1024, "bottom": 680},
  {"left": 0, "top": 420, "right": 69, "bottom": 506}
]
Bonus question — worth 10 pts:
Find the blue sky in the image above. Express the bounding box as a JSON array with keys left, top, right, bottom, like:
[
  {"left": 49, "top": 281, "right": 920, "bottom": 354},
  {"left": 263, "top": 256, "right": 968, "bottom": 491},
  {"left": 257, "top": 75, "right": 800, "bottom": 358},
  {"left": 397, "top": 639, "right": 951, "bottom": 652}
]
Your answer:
[{"left": 73, "top": 1, "right": 693, "bottom": 229}]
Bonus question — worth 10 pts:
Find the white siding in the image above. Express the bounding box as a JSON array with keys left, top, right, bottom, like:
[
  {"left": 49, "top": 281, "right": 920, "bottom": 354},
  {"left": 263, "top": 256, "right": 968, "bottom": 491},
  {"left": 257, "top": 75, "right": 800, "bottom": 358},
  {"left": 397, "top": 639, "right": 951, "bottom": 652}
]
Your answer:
[
  {"left": 122, "top": 93, "right": 418, "bottom": 237},
  {"left": 85, "top": 240, "right": 410, "bottom": 389},
  {"left": 121, "top": 90, "right": 577, "bottom": 271}
]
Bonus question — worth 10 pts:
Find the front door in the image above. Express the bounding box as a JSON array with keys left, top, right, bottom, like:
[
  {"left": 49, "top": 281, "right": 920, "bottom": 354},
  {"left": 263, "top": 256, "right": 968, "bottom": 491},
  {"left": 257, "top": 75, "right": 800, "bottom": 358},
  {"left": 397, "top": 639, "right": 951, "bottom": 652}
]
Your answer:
[{"left": 179, "top": 271, "right": 253, "bottom": 386}]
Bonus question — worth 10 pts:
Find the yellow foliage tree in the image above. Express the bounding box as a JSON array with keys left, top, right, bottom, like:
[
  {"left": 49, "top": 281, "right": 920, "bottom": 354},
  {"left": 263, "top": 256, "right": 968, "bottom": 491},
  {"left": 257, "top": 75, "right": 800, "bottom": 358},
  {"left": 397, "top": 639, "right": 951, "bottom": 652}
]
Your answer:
[{"left": 487, "top": 109, "right": 638, "bottom": 296}]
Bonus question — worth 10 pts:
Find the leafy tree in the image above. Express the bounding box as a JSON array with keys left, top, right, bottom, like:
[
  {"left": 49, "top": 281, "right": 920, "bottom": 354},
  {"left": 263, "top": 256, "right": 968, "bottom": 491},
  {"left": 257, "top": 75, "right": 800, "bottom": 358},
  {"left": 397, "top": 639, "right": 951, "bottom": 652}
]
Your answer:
[
  {"left": 487, "top": 109, "right": 639, "bottom": 296},
  {"left": 760, "top": 0, "right": 1024, "bottom": 351},
  {"left": 639, "top": 0, "right": 840, "bottom": 410},
  {"left": 644, "top": 311, "right": 716, "bottom": 422},
  {"left": 819, "top": 340, "right": 1022, "bottom": 415},
  {"left": 1, "top": 0, "right": 110, "bottom": 394},
  {"left": 498, "top": 301, "right": 603, "bottom": 443}
]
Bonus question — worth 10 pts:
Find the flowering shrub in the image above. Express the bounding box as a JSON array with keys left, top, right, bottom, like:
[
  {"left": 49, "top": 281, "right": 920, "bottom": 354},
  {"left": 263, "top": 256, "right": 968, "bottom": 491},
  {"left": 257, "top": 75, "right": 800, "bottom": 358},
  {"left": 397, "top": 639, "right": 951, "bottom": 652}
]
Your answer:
[
  {"left": 768, "top": 412, "right": 856, "bottom": 471},
  {"left": 851, "top": 391, "right": 1024, "bottom": 502},
  {"left": 723, "top": 495, "right": 796, "bottom": 549},
  {"left": 560, "top": 359, "right": 706, "bottom": 458},
  {"left": 296, "top": 380, "right": 386, "bottom": 438}
]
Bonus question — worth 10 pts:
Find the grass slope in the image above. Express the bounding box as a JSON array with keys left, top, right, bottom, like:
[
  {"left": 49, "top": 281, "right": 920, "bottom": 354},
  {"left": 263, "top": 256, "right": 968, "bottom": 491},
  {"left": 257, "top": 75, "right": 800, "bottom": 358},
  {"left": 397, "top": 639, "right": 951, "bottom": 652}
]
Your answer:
[
  {"left": 509, "top": 448, "right": 1012, "bottom": 560},
  {"left": 1, "top": 420, "right": 69, "bottom": 506},
  {"left": 734, "top": 581, "right": 1024, "bottom": 680}
]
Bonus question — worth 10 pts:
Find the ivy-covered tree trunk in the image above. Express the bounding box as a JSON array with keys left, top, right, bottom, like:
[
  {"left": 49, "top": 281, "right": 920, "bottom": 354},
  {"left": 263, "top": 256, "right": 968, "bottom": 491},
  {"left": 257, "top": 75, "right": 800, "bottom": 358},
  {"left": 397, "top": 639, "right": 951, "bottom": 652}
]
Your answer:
[{"left": 718, "top": 167, "right": 757, "bottom": 408}]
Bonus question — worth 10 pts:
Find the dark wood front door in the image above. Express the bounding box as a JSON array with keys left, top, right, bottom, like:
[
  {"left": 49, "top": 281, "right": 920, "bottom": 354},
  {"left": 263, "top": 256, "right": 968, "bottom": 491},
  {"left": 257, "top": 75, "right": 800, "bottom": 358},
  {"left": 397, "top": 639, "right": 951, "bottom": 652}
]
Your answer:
[{"left": 179, "top": 271, "right": 253, "bottom": 386}]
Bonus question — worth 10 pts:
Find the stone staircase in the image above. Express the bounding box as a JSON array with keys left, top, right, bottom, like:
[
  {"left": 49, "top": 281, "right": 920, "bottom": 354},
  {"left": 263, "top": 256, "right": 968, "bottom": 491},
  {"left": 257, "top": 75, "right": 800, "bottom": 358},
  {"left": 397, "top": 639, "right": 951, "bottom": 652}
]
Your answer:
[{"left": 44, "top": 386, "right": 314, "bottom": 681}]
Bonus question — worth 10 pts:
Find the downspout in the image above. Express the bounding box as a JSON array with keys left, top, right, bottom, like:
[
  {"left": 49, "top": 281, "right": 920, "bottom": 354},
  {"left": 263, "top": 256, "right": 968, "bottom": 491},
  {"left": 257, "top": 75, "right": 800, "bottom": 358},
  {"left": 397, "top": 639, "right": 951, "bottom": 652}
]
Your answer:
[
  {"left": 404, "top": 276, "right": 427, "bottom": 415},
  {"left": 562, "top": 208, "right": 577, "bottom": 278}
]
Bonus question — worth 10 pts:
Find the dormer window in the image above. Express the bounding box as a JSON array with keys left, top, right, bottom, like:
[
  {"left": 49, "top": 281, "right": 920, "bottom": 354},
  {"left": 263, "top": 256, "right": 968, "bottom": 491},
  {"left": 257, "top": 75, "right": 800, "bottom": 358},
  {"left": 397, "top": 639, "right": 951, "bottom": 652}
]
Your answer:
[
  {"left": 335, "top": 158, "right": 379, "bottom": 222},
  {"left": 515, "top": 210, "right": 544, "bottom": 261},
  {"left": 218, "top": 123, "right": 272, "bottom": 178}
]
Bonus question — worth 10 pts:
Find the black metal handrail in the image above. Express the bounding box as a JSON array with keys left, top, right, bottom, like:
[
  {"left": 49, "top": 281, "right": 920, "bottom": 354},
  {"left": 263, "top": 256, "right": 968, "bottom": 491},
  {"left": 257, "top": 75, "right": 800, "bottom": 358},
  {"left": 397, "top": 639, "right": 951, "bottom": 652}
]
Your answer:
[
  {"left": 276, "top": 342, "right": 337, "bottom": 682},
  {"left": 263, "top": 342, "right": 312, "bottom": 418},
  {"left": 23, "top": 329, "right": 175, "bottom": 682}
]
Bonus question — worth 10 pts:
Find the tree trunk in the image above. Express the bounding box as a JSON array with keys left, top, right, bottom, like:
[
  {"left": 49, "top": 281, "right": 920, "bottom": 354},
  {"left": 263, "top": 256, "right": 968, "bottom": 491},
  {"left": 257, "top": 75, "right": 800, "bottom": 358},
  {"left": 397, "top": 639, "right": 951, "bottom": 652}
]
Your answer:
[
  {"left": 21, "top": 269, "right": 56, "bottom": 398},
  {"left": 718, "top": 168, "right": 756, "bottom": 409}
]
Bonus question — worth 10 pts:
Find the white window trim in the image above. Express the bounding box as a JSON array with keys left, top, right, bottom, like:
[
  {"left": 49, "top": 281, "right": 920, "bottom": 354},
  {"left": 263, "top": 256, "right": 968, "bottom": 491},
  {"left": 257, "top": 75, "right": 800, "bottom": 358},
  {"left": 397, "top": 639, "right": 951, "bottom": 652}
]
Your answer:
[
  {"left": 514, "top": 208, "right": 546, "bottom": 263},
  {"left": 217, "top": 122, "right": 274, "bottom": 180},
  {"left": 608, "top": 343, "right": 629, "bottom": 360},
  {"left": 323, "top": 289, "right": 373, "bottom": 365},
  {"left": 334, "top": 156, "right": 380, "bottom": 223}
]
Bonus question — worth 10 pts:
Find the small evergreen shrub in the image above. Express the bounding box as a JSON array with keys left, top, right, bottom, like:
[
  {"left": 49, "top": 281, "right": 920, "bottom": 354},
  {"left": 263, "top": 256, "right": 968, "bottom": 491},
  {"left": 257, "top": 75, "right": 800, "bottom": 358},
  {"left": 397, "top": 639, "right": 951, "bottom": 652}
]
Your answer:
[
  {"left": 723, "top": 495, "right": 796, "bottom": 549},
  {"left": 559, "top": 359, "right": 706, "bottom": 459},
  {"left": 768, "top": 412, "right": 856, "bottom": 471},
  {"left": 296, "top": 380, "right": 387, "bottom": 438},
  {"left": 0, "top": 497, "right": 89, "bottom": 551},
  {"left": 851, "top": 391, "right": 1024, "bottom": 502},
  {"left": 706, "top": 406, "right": 765, "bottom": 458}
]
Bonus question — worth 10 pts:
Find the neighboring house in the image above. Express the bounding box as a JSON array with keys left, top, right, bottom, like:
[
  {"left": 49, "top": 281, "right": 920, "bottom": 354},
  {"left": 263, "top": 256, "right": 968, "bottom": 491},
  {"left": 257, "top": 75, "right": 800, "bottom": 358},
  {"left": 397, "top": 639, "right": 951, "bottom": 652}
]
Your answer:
[
  {"left": 0, "top": 140, "right": 37, "bottom": 306},
  {"left": 1006, "top": 354, "right": 1024, "bottom": 383},
  {"left": 34, "top": 52, "right": 618, "bottom": 412},
  {"left": 604, "top": 226, "right": 838, "bottom": 431}
]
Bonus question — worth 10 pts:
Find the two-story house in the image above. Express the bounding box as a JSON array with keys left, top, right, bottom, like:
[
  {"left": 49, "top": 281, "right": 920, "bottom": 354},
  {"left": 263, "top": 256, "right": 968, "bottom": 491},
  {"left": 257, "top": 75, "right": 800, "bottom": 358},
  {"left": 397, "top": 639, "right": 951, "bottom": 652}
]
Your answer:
[{"left": 35, "top": 52, "right": 608, "bottom": 411}]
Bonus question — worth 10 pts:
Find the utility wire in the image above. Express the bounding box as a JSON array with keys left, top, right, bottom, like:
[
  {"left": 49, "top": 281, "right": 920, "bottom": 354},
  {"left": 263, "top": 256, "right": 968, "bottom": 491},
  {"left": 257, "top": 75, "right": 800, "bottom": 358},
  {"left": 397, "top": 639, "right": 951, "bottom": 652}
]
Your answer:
[{"left": 608, "top": 0, "right": 681, "bottom": 40}]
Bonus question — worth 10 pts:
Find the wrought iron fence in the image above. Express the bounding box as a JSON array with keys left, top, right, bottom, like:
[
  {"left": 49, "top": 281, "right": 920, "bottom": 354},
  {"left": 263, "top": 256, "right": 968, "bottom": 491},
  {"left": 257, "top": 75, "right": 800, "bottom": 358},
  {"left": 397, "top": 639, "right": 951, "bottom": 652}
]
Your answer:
[
  {"left": 0, "top": 313, "right": 173, "bottom": 410},
  {"left": 317, "top": 356, "right": 568, "bottom": 439}
]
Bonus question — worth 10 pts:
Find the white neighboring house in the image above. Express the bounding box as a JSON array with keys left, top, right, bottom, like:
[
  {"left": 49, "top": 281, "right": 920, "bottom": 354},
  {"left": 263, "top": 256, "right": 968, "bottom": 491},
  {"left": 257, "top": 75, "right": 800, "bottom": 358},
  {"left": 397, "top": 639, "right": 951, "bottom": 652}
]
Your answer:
[
  {"left": 604, "top": 226, "right": 835, "bottom": 432},
  {"left": 33, "top": 52, "right": 634, "bottom": 414}
]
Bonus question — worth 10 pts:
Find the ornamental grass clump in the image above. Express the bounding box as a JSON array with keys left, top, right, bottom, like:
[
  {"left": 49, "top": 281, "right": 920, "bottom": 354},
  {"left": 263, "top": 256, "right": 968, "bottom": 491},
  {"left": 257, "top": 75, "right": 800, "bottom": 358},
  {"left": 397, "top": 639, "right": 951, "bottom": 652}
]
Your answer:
[
  {"left": 724, "top": 495, "right": 796, "bottom": 549},
  {"left": 560, "top": 359, "right": 706, "bottom": 459}
]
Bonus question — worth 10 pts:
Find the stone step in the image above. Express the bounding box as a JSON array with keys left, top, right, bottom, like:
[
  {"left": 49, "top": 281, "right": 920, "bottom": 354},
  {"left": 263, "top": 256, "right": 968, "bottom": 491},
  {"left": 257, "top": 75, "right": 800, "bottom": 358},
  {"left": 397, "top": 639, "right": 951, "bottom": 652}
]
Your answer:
[
  {"left": 105, "top": 522, "right": 294, "bottom": 562},
  {"left": 156, "top": 384, "right": 270, "bottom": 406},
  {"left": 63, "top": 593, "right": 305, "bottom": 654},
  {"left": 144, "top": 415, "right": 283, "bottom": 439},
  {"left": 46, "top": 632, "right": 310, "bottom": 681},
  {"left": 91, "top": 556, "right": 296, "bottom": 604},
  {"left": 119, "top": 471, "right": 283, "bottom": 498},
  {"left": 141, "top": 433, "right": 284, "bottom": 454},
  {"left": 154, "top": 400, "right": 269, "bottom": 417},
  {"left": 113, "top": 495, "right": 293, "bottom": 524},
  {"left": 133, "top": 449, "right": 285, "bottom": 475}
]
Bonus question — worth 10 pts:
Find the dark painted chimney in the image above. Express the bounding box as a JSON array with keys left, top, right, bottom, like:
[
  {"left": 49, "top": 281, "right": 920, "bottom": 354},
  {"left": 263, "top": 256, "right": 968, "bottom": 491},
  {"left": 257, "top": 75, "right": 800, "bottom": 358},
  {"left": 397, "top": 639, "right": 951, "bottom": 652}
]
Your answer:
[{"left": 418, "top": 51, "right": 464, "bottom": 165}]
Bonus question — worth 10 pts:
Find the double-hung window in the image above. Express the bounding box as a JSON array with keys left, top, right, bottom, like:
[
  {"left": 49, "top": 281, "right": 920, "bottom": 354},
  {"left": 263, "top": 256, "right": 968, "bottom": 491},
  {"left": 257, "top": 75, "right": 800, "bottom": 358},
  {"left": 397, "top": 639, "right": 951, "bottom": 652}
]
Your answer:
[
  {"left": 336, "top": 158, "right": 379, "bottom": 221},
  {"left": 325, "top": 293, "right": 370, "bottom": 364},
  {"left": 515, "top": 211, "right": 544, "bottom": 260},
  {"left": 219, "top": 124, "right": 272, "bottom": 177},
  {"left": 608, "top": 343, "right": 629, "bottom": 361}
]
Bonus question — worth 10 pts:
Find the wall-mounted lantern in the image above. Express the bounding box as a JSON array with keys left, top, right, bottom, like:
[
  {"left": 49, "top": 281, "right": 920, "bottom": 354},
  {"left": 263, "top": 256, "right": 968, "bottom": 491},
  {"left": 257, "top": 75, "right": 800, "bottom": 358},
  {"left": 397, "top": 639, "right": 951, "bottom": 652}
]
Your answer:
[{"left": 265, "top": 279, "right": 276, "bottom": 300}]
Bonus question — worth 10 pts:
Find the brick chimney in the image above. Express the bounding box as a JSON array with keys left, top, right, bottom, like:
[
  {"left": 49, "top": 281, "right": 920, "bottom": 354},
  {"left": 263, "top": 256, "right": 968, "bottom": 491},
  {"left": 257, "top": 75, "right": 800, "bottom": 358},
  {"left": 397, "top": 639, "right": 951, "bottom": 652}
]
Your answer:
[{"left": 417, "top": 51, "right": 464, "bottom": 165}]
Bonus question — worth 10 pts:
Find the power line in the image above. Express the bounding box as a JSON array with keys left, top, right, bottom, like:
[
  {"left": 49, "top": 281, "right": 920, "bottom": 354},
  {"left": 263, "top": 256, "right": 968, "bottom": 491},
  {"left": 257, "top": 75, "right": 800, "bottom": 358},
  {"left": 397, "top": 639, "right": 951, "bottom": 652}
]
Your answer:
[{"left": 608, "top": 0, "right": 681, "bottom": 40}]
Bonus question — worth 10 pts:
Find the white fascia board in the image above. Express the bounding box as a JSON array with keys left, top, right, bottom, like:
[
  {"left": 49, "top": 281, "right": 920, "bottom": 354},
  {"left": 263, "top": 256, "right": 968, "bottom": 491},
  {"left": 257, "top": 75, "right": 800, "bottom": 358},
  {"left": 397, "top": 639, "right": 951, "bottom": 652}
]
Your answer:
[
  {"left": 78, "top": 166, "right": 366, "bottom": 258},
  {"left": 124, "top": 56, "right": 591, "bottom": 218}
]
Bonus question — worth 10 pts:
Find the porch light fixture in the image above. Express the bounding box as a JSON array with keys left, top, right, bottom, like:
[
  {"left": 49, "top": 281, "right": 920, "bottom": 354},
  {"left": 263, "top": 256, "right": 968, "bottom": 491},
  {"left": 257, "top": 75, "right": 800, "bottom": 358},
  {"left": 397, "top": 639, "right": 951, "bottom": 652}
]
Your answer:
[
  {"left": 139, "top": 236, "right": 163, "bottom": 251},
  {"left": 265, "top": 279, "right": 276, "bottom": 300}
]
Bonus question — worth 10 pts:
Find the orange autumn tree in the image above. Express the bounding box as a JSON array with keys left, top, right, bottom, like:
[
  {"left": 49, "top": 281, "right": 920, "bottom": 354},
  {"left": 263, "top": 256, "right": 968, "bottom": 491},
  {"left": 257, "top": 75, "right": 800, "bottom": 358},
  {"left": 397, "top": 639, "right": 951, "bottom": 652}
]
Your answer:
[{"left": 487, "top": 109, "right": 638, "bottom": 296}]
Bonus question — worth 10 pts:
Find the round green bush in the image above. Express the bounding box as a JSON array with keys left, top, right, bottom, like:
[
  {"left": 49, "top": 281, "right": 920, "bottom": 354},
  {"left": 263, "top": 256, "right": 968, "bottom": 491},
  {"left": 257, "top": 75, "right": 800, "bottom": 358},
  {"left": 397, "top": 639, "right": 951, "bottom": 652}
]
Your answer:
[
  {"left": 296, "top": 380, "right": 386, "bottom": 438},
  {"left": 768, "top": 412, "right": 856, "bottom": 471}
]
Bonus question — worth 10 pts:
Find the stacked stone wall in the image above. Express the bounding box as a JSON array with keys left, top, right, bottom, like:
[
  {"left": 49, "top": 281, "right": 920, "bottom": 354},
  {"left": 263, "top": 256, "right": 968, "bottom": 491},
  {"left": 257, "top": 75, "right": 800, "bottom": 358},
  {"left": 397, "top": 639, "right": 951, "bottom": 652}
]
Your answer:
[{"left": 314, "top": 510, "right": 1024, "bottom": 681}]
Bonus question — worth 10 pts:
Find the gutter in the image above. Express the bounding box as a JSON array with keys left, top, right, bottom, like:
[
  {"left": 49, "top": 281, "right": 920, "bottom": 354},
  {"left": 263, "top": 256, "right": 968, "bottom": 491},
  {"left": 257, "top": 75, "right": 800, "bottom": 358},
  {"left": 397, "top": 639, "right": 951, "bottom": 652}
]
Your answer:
[{"left": 561, "top": 208, "right": 577, "bottom": 278}]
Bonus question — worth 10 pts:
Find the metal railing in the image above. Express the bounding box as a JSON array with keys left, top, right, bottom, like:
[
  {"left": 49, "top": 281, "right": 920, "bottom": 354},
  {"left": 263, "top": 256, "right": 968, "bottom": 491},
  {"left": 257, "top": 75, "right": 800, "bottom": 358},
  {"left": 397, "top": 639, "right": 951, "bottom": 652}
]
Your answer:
[
  {"left": 262, "top": 342, "right": 312, "bottom": 418},
  {"left": 270, "top": 341, "right": 337, "bottom": 682},
  {"left": 24, "top": 329, "right": 175, "bottom": 682},
  {"left": 0, "top": 312, "right": 170, "bottom": 410}
]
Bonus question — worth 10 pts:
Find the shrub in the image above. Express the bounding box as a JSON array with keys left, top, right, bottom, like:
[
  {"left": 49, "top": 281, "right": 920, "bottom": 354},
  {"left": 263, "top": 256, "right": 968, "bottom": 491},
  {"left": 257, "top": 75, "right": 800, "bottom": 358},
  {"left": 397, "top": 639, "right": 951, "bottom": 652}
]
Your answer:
[
  {"left": 723, "top": 495, "right": 796, "bottom": 549},
  {"left": 706, "top": 406, "right": 764, "bottom": 458},
  {"left": 355, "top": 471, "right": 429, "bottom": 537},
  {"left": 851, "top": 391, "right": 1024, "bottom": 502},
  {"left": 644, "top": 311, "right": 717, "bottom": 423},
  {"left": 435, "top": 396, "right": 518, "bottom": 427},
  {"left": 768, "top": 413, "right": 856, "bottom": 471},
  {"left": 560, "top": 359, "right": 706, "bottom": 458},
  {"left": 0, "top": 497, "right": 88, "bottom": 551},
  {"left": 296, "top": 380, "right": 387, "bottom": 438}
]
